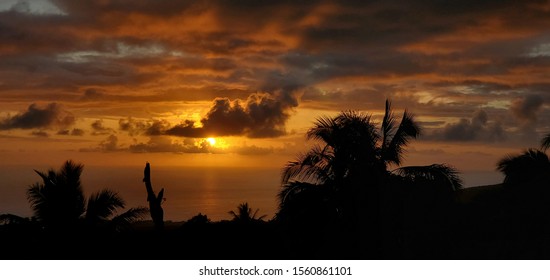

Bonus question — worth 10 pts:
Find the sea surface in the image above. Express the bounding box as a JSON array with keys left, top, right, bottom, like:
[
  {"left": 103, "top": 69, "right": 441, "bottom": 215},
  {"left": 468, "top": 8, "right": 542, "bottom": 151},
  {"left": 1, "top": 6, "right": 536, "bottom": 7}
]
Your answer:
[
  {"left": 0, "top": 164, "right": 503, "bottom": 222},
  {"left": 0, "top": 164, "right": 281, "bottom": 222}
]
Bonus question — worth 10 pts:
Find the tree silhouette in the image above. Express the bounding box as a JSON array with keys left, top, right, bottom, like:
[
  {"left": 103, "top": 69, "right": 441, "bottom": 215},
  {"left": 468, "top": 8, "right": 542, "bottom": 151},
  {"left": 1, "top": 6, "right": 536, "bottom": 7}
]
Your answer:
[
  {"left": 228, "top": 202, "right": 266, "bottom": 223},
  {"left": 497, "top": 149, "right": 550, "bottom": 186},
  {"left": 497, "top": 148, "right": 550, "bottom": 212},
  {"left": 28, "top": 160, "right": 146, "bottom": 232},
  {"left": 542, "top": 132, "right": 550, "bottom": 151},
  {"left": 142, "top": 162, "right": 165, "bottom": 231},
  {"left": 0, "top": 214, "right": 34, "bottom": 225},
  {"left": 279, "top": 100, "right": 420, "bottom": 219},
  {"left": 281, "top": 100, "right": 420, "bottom": 192},
  {"left": 497, "top": 147, "right": 550, "bottom": 257},
  {"left": 277, "top": 99, "right": 462, "bottom": 258}
]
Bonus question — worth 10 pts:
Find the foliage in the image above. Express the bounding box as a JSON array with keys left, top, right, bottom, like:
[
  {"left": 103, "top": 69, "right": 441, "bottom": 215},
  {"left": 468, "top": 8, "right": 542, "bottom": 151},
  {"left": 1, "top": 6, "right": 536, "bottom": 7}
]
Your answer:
[
  {"left": 184, "top": 213, "right": 210, "bottom": 226},
  {"left": 27, "top": 160, "right": 146, "bottom": 232},
  {"left": 497, "top": 149, "right": 550, "bottom": 186},
  {"left": 392, "top": 164, "right": 463, "bottom": 191},
  {"left": 542, "top": 133, "right": 550, "bottom": 151},
  {"left": 276, "top": 99, "right": 461, "bottom": 258},
  {"left": 228, "top": 202, "right": 266, "bottom": 223}
]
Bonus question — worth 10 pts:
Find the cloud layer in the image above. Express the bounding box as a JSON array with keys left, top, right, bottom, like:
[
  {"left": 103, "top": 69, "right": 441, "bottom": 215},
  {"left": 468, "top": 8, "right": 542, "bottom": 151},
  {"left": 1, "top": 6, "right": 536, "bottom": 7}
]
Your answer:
[
  {"left": 166, "top": 91, "right": 298, "bottom": 138},
  {"left": 0, "top": 103, "right": 74, "bottom": 130},
  {"left": 1, "top": 0, "right": 550, "bottom": 151}
]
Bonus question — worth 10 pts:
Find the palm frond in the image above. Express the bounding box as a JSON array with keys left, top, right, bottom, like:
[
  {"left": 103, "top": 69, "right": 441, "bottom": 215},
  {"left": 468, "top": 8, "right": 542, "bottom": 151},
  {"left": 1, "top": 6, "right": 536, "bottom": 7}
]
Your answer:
[
  {"left": 384, "top": 110, "right": 420, "bottom": 166},
  {"left": 497, "top": 149, "right": 550, "bottom": 184},
  {"left": 60, "top": 160, "right": 84, "bottom": 184},
  {"left": 281, "top": 145, "right": 333, "bottom": 184},
  {"left": 252, "top": 209, "right": 267, "bottom": 221},
  {"left": 27, "top": 161, "right": 87, "bottom": 226},
  {"left": 306, "top": 115, "right": 339, "bottom": 145},
  {"left": 393, "top": 164, "right": 463, "bottom": 191},
  {"left": 86, "top": 189, "right": 125, "bottom": 221},
  {"left": 332, "top": 111, "right": 379, "bottom": 167},
  {"left": 27, "top": 183, "right": 48, "bottom": 222},
  {"left": 381, "top": 99, "right": 397, "bottom": 152},
  {"left": 109, "top": 207, "right": 148, "bottom": 232},
  {"left": 541, "top": 133, "right": 550, "bottom": 151},
  {"left": 34, "top": 169, "right": 52, "bottom": 185},
  {"left": 229, "top": 202, "right": 266, "bottom": 222}
]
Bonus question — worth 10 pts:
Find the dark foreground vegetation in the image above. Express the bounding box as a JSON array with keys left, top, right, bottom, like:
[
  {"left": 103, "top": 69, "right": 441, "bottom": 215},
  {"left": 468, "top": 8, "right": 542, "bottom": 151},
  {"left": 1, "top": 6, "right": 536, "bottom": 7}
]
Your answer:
[{"left": 2, "top": 100, "right": 550, "bottom": 259}]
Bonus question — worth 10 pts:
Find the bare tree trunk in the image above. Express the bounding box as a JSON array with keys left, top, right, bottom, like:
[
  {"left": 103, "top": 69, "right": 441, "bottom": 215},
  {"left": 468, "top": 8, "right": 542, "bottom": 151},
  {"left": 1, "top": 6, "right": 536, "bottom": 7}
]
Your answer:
[{"left": 143, "top": 162, "right": 164, "bottom": 231}]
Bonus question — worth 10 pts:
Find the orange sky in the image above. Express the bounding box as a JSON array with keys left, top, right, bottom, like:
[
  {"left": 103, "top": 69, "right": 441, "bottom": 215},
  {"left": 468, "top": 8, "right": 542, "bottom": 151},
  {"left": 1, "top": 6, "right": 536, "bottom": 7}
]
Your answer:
[{"left": 1, "top": 1, "right": 550, "bottom": 217}]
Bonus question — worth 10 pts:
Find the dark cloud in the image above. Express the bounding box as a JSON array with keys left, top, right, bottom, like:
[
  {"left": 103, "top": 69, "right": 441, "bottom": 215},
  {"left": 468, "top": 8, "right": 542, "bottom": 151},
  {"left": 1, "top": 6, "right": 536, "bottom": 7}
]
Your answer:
[
  {"left": 99, "top": 134, "right": 121, "bottom": 151},
  {"left": 57, "top": 128, "right": 85, "bottom": 136},
  {"left": 80, "top": 134, "right": 121, "bottom": 152},
  {"left": 510, "top": 94, "right": 544, "bottom": 123},
  {"left": 81, "top": 88, "right": 106, "bottom": 101},
  {"left": 117, "top": 118, "right": 176, "bottom": 136},
  {"left": 91, "top": 119, "right": 114, "bottom": 135},
  {"left": 0, "top": 103, "right": 75, "bottom": 130},
  {"left": 145, "top": 120, "right": 172, "bottom": 136},
  {"left": 233, "top": 144, "right": 274, "bottom": 156},
  {"left": 429, "top": 109, "right": 506, "bottom": 142},
  {"left": 166, "top": 91, "right": 299, "bottom": 138},
  {"left": 31, "top": 131, "right": 49, "bottom": 138},
  {"left": 118, "top": 117, "right": 151, "bottom": 136},
  {"left": 129, "top": 136, "right": 212, "bottom": 154}
]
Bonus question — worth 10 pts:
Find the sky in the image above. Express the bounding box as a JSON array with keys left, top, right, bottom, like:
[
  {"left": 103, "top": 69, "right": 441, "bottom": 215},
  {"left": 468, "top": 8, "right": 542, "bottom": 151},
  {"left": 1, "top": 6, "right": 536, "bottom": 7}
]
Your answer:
[{"left": 1, "top": 0, "right": 550, "bottom": 220}]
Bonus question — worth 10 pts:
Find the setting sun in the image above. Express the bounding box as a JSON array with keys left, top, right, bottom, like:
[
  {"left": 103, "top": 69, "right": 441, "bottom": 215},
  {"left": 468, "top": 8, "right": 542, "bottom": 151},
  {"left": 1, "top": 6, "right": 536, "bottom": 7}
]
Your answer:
[{"left": 206, "top": 137, "right": 216, "bottom": 146}]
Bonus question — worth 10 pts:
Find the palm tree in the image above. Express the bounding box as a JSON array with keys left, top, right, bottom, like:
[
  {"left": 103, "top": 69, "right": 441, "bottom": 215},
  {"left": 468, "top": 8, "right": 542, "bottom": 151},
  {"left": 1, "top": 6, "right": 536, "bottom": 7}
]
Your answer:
[
  {"left": 282, "top": 102, "right": 413, "bottom": 215},
  {"left": 28, "top": 160, "right": 85, "bottom": 228},
  {"left": 28, "top": 160, "right": 147, "bottom": 232},
  {"left": 228, "top": 202, "right": 266, "bottom": 223},
  {"left": 496, "top": 148, "right": 550, "bottom": 215},
  {"left": 497, "top": 149, "right": 550, "bottom": 186},
  {"left": 281, "top": 100, "right": 421, "bottom": 193},
  {"left": 497, "top": 147, "right": 550, "bottom": 250},
  {"left": 277, "top": 99, "right": 462, "bottom": 257},
  {"left": 282, "top": 101, "right": 416, "bottom": 182}
]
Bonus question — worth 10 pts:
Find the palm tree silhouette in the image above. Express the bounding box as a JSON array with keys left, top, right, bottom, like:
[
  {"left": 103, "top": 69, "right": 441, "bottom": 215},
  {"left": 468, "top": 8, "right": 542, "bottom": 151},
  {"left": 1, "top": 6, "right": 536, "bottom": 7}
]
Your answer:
[
  {"left": 28, "top": 160, "right": 147, "bottom": 232},
  {"left": 497, "top": 149, "right": 550, "bottom": 186},
  {"left": 228, "top": 202, "right": 267, "bottom": 223},
  {"left": 497, "top": 147, "right": 550, "bottom": 256},
  {"left": 277, "top": 99, "right": 462, "bottom": 257},
  {"left": 281, "top": 100, "right": 420, "bottom": 193},
  {"left": 541, "top": 132, "right": 550, "bottom": 151}
]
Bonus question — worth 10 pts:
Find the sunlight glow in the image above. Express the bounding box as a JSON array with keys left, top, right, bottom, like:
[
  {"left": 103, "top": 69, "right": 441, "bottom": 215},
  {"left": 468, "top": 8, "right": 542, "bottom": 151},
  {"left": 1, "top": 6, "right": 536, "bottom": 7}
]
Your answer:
[{"left": 207, "top": 137, "right": 216, "bottom": 146}]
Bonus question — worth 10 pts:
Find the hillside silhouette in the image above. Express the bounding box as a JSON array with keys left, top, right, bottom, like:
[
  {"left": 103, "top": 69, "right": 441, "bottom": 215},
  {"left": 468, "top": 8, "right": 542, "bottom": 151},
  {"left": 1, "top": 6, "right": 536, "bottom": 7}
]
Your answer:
[{"left": 1, "top": 99, "right": 550, "bottom": 259}]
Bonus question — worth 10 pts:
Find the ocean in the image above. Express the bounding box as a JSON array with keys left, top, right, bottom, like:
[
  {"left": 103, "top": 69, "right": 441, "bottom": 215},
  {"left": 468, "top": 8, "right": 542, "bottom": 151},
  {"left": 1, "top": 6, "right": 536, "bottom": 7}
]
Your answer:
[
  {"left": 0, "top": 164, "right": 281, "bottom": 222},
  {"left": 0, "top": 164, "right": 502, "bottom": 222}
]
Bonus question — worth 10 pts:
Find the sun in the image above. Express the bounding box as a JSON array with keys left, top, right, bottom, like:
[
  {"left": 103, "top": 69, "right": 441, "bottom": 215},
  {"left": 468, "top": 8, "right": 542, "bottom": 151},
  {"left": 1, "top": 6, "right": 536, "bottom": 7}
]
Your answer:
[{"left": 206, "top": 137, "right": 216, "bottom": 146}]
